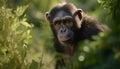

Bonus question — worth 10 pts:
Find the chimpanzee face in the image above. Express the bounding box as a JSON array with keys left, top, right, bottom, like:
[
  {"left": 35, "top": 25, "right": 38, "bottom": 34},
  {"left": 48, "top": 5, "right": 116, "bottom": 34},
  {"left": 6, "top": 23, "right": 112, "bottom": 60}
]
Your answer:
[
  {"left": 46, "top": 8, "right": 82, "bottom": 45},
  {"left": 52, "top": 11, "right": 74, "bottom": 45}
]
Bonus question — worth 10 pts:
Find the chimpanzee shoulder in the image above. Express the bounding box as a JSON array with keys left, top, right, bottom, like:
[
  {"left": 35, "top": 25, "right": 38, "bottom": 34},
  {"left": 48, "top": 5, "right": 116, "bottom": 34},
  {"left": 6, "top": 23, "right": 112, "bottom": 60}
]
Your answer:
[{"left": 74, "top": 14, "right": 107, "bottom": 41}]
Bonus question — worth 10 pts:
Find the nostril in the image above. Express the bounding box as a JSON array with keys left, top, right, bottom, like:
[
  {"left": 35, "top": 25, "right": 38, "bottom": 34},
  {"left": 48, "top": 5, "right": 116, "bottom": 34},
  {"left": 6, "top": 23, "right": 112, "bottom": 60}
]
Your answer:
[
  {"left": 61, "top": 30, "right": 63, "bottom": 33},
  {"left": 60, "top": 28, "right": 67, "bottom": 33}
]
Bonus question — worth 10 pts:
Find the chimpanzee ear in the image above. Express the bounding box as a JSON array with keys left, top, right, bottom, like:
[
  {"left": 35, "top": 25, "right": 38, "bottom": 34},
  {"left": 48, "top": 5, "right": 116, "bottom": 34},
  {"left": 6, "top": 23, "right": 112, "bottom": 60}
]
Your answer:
[
  {"left": 45, "top": 12, "right": 50, "bottom": 21},
  {"left": 74, "top": 9, "right": 83, "bottom": 28},
  {"left": 74, "top": 9, "right": 83, "bottom": 20}
]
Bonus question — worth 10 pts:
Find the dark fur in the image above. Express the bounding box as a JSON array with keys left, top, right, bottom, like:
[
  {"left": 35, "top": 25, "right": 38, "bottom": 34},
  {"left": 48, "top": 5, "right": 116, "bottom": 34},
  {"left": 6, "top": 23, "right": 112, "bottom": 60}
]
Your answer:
[{"left": 46, "top": 3, "right": 108, "bottom": 69}]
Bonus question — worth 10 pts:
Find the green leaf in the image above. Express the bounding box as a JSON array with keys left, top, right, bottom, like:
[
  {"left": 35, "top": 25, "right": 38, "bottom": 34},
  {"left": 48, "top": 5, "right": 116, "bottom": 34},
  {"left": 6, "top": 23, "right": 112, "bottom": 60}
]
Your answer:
[{"left": 29, "top": 60, "right": 39, "bottom": 69}]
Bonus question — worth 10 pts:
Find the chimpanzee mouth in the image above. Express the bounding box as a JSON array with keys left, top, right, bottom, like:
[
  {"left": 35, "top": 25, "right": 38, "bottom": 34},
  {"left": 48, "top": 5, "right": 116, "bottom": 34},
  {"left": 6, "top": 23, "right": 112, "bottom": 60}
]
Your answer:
[
  {"left": 59, "top": 36, "right": 70, "bottom": 42},
  {"left": 58, "top": 31, "right": 74, "bottom": 43},
  {"left": 62, "top": 39, "right": 73, "bottom": 43},
  {"left": 60, "top": 35, "right": 73, "bottom": 43}
]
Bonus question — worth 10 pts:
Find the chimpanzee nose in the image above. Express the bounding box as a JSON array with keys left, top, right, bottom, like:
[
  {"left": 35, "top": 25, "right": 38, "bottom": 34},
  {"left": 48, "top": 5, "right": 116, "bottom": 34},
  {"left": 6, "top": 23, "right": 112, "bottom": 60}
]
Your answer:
[{"left": 61, "top": 28, "right": 67, "bottom": 33}]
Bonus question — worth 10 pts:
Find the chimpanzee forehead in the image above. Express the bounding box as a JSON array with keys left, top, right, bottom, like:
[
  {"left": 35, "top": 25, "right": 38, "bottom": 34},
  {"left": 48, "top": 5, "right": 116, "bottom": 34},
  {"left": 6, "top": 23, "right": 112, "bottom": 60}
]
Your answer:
[{"left": 55, "top": 11, "right": 72, "bottom": 18}]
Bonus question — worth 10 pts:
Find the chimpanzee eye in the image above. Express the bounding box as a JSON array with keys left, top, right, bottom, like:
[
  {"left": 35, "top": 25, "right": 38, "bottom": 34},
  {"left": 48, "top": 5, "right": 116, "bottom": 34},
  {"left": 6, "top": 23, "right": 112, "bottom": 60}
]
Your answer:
[
  {"left": 53, "top": 20, "right": 62, "bottom": 30},
  {"left": 54, "top": 20, "right": 61, "bottom": 25},
  {"left": 63, "top": 18, "right": 73, "bottom": 26}
]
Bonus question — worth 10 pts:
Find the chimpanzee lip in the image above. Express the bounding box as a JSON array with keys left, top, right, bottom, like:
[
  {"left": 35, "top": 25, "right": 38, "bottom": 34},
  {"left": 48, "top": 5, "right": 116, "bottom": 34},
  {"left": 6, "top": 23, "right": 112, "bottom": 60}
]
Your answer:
[
  {"left": 60, "top": 35, "right": 73, "bottom": 42},
  {"left": 60, "top": 36, "right": 70, "bottom": 42},
  {"left": 62, "top": 39, "right": 71, "bottom": 42},
  {"left": 58, "top": 32, "right": 74, "bottom": 42}
]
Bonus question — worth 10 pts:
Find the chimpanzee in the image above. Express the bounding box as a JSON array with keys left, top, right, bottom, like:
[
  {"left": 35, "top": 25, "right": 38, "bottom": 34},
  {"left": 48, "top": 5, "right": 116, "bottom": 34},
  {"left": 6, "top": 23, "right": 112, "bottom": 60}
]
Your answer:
[{"left": 45, "top": 3, "right": 108, "bottom": 69}]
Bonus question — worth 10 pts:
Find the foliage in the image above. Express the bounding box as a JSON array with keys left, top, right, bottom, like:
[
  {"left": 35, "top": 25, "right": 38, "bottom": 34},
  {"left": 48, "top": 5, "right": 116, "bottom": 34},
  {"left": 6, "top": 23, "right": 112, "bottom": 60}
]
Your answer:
[
  {"left": 99, "top": 0, "right": 120, "bottom": 47},
  {"left": 0, "top": 0, "right": 43, "bottom": 69}
]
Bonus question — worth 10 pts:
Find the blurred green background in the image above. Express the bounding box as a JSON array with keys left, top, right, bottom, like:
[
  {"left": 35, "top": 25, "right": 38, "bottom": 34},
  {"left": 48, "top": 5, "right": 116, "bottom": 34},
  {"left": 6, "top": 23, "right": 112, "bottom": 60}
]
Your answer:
[{"left": 0, "top": 0, "right": 120, "bottom": 69}]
